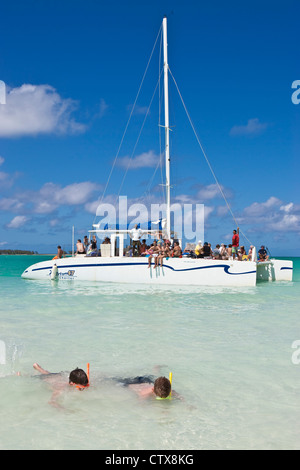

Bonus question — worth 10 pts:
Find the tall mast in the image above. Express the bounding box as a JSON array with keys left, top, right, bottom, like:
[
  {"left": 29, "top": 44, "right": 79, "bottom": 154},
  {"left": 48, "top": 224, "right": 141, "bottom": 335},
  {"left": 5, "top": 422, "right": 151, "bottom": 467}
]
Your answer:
[{"left": 163, "top": 16, "right": 171, "bottom": 241}]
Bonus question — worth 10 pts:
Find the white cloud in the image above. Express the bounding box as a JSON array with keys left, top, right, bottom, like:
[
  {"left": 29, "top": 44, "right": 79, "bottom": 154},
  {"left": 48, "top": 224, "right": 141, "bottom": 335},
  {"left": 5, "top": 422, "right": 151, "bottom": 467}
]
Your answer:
[
  {"left": 32, "top": 181, "right": 101, "bottom": 214},
  {"left": 197, "top": 184, "right": 233, "bottom": 201},
  {"left": 0, "top": 84, "right": 86, "bottom": 137},
  {"left": 243, "top": 197, "right": 282, "bottom": 217},
  {"left": 49, "top": 218, "right": 60, "bottom": 227},
  {"left": 242, "top": 197, "right": 300, "bottom": 233},
  {"left": 99, "top": 99, "right": 109, "bottom": 118},
  {"left": 0, "top": 157, "right": 19, "bottom": 189},
  {"left": 0, "top": 197, "right": 24, "bottom": 212},
  {"left": 230, "top": 118, "right": 268, "bottom": 136},
  {"left": 0, "top": 171, "right": 16, "bottom": 189},
  {"left": 0, "top": 181, "right": 101, "bottom": 223},
  {"left": 280, "top": 202, "right": 294, "bottom": 213},
  {"left": 6, "top": 215, "right": 29, "bottom": 229},
  {"left": 127, "top": 103, "right": 149, "bottom": 115},
  {"left": 269, "top": 213, "right": 300, "bottom": 232},
  {"left": 173, "top": 194, "right": 194, "bottom": 204},
  {"left": 117, "top": 150, "right": 160, "bottom": 169}
]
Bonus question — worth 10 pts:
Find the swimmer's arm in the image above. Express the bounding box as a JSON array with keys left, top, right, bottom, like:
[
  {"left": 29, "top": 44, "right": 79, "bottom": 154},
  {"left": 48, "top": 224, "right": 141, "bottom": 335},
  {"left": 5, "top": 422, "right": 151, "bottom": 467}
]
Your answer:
[
  {"left": 33, "top": 363, "right": 51, "bottom": 375},
  {"left": 128, "top": 383, "right": 154, "bottom": 398},
  {"left": 171, "top": 389, "right": 184, "bottom": 401},
  {"left": 49, "top": 389, "right": 64, "bottom": 409}
]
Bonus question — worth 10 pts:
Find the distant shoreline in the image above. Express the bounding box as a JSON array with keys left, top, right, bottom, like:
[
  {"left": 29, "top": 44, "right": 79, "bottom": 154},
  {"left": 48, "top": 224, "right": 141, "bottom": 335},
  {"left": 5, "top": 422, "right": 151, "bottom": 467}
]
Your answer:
[
  {"left": 0, "top": 253, "right": 53, "bottom": 256},
  {"left": 0, "top": 252, "right": 74, "bottom": 256},
  {"left": 0, "top": 251, "right": 54, "bottom": 256},
  {"left": 0, "top": 250, "right": 37, "bottom": 255}
]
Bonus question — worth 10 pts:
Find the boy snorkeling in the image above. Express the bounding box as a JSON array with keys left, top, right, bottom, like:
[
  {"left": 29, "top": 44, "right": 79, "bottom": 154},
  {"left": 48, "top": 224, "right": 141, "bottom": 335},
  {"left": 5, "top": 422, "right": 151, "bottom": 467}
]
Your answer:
[
  {"left": 116, "top": 374, "right": 180, "bottom": 400},
  {"left": 33, "top": 363, "right": 89, "bottom": 407}
]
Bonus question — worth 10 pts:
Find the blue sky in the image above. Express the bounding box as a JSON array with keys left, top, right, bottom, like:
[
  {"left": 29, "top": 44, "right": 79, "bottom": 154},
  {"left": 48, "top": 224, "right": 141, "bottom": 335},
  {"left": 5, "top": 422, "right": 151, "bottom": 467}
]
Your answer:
[{"left": 0, "top": 0, "right": 299, "bottom": 255}]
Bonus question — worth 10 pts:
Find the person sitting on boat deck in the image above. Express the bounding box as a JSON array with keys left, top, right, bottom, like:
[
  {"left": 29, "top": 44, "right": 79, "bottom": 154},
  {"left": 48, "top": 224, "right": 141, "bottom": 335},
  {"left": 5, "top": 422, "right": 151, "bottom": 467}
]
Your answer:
[
  {"left": 248, "top": 245, "right": 254, "bottom": 260},
  {"left": 220, "top": 244, "right": 228, "bottom": 259},
  {"left": 76, "top": 239, "right": 86, "bottom": 255},
  {"left": 139, "top": 239, "right": 148, "bottom": 256},
  {"left": 195, "top": 240, "right": 203, "bottom": 258},
  {"left": 227, "top": 244, "right": 232, "bottom": 258},
  {"left": 52, "top": 245, "right": 63, "bottom": 260},
  {"left": 239, "top": 245, "right": 248, "bottom": 261},
  {"left": 182, "top": 243, "right": 195, "bottom": 257},
  {"left": 153, "top": 240, "right": 163, "bottom": 268},
  {"left": 171, "top": 241, "right": 182, "bottom": 258},
  {"left": 199, "top": 242, "right": 212, "bottom": 258},
  {"left": 87, "top": 235, "right": 98, "bottom": 256},
  {"left": 157, "top": 241, "right": 171, "bottom": 267},
  {"left": 147, "top": 240, "right": 160, "bottom": 268},
  {"left": 258, "top": 245, "right": 269, "bottom": 261},
  {"left": 213, "top": 244, "right": 221, "bottom": 259},
  {"left": 232, "top": 228, "right": 240, "bottom": 260},
  {"left": 32, "top": 363, "right": 89, "bottom": 407}
]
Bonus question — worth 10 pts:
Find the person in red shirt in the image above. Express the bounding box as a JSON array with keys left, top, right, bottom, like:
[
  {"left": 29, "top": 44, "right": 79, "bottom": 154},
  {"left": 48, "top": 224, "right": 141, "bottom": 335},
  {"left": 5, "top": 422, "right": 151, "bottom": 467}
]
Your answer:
[{"left": 232, "top": 227, "right": 239, "bottom": 260}]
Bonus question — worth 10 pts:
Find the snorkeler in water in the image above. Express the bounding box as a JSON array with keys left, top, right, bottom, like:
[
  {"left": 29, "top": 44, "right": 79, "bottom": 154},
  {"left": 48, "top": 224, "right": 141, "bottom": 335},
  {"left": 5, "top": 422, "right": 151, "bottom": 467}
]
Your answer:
[
  {"left": 33, "top": 363, "right": 90, "bottom": 407},
  {"left": 115, "top": 373, "right": 180, "bottom": 400}
]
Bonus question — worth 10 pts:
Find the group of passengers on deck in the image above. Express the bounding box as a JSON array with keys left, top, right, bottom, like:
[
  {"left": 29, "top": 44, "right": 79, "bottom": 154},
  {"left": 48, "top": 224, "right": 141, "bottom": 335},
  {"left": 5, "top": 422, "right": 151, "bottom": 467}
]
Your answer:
[{"left": 73, "top": 228, "right": 269, "bottom": 264}]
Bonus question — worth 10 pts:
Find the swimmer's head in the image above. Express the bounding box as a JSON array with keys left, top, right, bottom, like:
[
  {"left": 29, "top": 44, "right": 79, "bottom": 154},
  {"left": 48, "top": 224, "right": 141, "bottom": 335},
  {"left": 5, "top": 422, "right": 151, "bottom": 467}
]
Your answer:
[
  {"left": 69, "top": 368, "right": 89, "bottom": 388},
  {"left": 153, "top": 376, "right": 171, "bottom": 398}
]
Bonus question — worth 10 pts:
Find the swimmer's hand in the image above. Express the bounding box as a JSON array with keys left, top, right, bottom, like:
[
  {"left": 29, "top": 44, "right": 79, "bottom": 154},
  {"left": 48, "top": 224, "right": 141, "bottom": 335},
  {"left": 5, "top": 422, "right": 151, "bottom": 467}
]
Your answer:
[{"left": 33, "top": 363, "right": 51, "bottom": 375}]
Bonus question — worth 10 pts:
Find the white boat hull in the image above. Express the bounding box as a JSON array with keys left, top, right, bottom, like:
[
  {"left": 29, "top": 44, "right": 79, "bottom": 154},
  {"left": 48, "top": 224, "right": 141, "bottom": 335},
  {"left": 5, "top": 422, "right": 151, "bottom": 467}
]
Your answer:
[
  {"left": 20, "top": 256, "right": 292, "bottom": 287},
  {"left": 256, "top": 259, "right": 293, "bottom": 282}
]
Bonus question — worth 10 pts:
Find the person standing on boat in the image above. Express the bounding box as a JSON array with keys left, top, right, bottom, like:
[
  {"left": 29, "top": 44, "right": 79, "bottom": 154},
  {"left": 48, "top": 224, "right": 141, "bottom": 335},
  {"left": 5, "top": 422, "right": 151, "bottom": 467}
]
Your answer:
[
  {"left": 232, "top": 228, "right": 239, "bottom": 260},
  {"left": 130, "top": 224, "right": 144, "bottom": 257},
  {"left": 83, "top": 235, "right": 89, "bottom": 252},
  {"left": 139, "top": 239, "right": 148, "bottom": 256}
]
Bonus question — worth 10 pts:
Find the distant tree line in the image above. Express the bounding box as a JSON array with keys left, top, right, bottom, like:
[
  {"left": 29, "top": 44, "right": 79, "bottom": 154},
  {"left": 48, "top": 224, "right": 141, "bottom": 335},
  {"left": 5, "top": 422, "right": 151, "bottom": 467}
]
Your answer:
[{"left": 0, "top": 249, "right": 38, "bottom": 255}]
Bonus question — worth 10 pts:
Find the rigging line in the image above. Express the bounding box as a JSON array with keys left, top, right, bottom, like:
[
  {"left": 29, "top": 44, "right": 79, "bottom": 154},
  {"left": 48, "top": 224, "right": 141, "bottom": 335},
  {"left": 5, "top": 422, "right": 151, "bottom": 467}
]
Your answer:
[
  {"left": 115, "top": 67, "right": 164, "bottom": 203},
  {"left": 93, "top": 22, "right": 163, "bottom": 224},
  {"left": 168, "top": 66, "right": 253, "bottom": 246}
]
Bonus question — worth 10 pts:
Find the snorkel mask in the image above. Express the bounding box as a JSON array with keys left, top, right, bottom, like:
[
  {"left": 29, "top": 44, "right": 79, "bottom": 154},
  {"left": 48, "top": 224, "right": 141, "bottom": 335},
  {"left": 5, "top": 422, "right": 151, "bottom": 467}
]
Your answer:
[{"left": 70, "top": 363, "right": 90, "bottom": 390}]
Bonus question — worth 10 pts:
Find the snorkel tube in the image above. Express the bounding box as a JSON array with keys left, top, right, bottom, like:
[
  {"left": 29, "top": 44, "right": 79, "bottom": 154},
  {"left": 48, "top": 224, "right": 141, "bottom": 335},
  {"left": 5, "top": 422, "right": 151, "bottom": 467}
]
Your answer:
[{"left": 87, "top": 363, "right": 90, "bottom": 384}]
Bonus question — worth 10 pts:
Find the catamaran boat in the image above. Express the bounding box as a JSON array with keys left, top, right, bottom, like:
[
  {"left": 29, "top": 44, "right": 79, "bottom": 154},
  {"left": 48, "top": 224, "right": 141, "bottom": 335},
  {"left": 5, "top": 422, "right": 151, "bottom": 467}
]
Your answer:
[{"left": 21, "top": 18, "right": 293, "bottom": 287}]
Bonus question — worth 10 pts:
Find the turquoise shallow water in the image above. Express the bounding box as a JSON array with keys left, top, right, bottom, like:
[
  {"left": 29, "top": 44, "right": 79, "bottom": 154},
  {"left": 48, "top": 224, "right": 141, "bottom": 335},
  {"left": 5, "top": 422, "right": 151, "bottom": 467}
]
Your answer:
[{"left": 0, "top": 255, "right": 300, "bottom": 450}]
